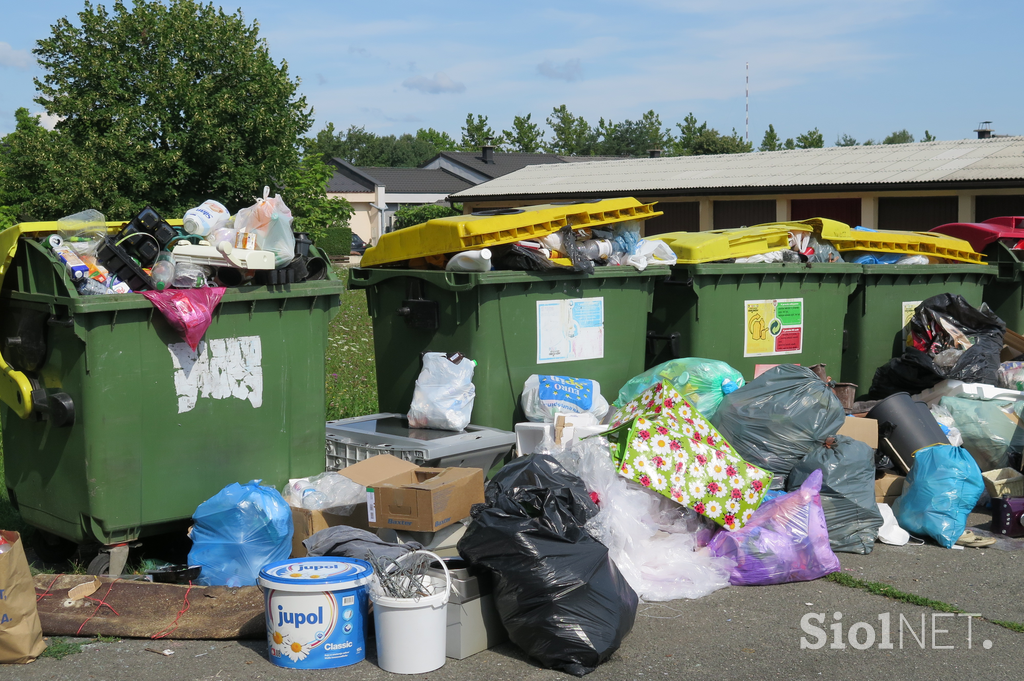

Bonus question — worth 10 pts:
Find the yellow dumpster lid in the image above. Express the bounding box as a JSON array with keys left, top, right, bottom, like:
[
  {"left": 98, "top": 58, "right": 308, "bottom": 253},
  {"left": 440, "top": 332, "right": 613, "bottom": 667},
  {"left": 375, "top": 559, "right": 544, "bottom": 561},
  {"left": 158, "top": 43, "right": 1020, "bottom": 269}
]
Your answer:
[
  {"left": 360, "top": 198, "right": 663, "bottom": 268},
  {"left": 650, "top": 226, "right": 792, "bottom": 264}
]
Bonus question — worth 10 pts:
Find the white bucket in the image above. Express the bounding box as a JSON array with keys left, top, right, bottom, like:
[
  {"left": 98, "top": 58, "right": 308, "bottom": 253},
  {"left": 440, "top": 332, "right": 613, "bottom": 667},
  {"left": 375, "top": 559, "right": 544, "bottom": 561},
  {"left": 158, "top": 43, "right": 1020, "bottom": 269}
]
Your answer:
[{"left": 370, "top": 550, "right": 452, "bottom": 675}]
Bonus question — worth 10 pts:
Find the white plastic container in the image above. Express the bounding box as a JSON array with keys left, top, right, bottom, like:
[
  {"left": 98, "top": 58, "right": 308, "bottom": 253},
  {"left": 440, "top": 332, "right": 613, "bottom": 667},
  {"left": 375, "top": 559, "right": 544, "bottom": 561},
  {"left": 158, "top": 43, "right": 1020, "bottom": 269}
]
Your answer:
[
  {"left": 445, "top": 248, "right": 492, "bottom": 272},
  {"left": 183, "top": 200, "right": 230, "bottom": 236},
  {"left": 371, "top": 550, "right": 452, "bottom": 674}
]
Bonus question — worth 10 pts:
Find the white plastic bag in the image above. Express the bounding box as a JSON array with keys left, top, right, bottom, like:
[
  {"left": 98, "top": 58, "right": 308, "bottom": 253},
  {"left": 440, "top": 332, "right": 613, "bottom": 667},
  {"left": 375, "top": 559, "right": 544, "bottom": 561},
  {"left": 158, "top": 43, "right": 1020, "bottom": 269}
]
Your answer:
[
  {"left": 235, "top": 186, "right": 296, "bottom": 267},
  {"left": 408, "top": 352, "right": 476, "bottom": 431},
  {"left": 521, "top": 375, "right": 610, "bottom": 422},
  {"left": 284, "top": 472, "right": 366, "bottom": 513}
]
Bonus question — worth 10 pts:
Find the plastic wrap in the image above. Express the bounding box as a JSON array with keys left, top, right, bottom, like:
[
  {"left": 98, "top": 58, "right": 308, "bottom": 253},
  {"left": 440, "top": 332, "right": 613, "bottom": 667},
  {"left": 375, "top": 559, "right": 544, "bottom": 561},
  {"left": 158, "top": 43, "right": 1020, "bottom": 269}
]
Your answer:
[
  {"left": 235, "top": 186, "right": 296, "bottom": 267},
  {"left": 938, "top": 396, "right": 1024, "bottom": 471},
  {"left": 612, "top": 357, "right": 743, "bottom": 419},
  {"left": 458, "top": 455, "right": 637, "bottom": 677},
  {"left": 521, "top": 374, "right": 609, "bottom": 422},
  {"left": 407, "top": 352, "right": 476, "bottom": 431},
  {"left": 929, "top": 404, "right": 964, "bottom": 447},
  {"left": 892, "top": 444, "right": 984, "bottom": 548},
  {"left": 787, "top": 436, "right": 882, "bottom": 554},
  {"left": 283, "top": 472, "right": 366, "bottom": 513},
  {"left": 997, "top": 361, "right": 1024, "bottom": 391},
  {"left": 707, "top": 469, "right": 840, "bottom": 586},
  {"left": 711, "top": 365, "right": 846, "bottom": 489},
  {"left": 188, "top": 480, "right": 293, "bottom": 587},
  {"left": 142, "top": 287, "right": 226, "bottom": 351}
]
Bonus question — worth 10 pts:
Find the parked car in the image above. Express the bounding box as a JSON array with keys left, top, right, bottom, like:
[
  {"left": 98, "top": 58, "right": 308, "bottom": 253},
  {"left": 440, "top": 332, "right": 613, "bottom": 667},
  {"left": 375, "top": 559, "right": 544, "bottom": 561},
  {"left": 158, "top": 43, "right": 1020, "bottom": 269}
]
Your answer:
[{"left": 350, "top": 233, "right": 368, "bottom": 256}]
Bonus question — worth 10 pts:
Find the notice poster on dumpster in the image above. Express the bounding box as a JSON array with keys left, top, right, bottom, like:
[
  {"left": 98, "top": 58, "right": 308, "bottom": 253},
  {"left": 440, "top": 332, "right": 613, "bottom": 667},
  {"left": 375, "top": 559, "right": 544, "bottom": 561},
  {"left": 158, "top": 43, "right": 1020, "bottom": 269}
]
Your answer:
[
  {"left": 536, "top": 298, "right": 604, "bottom": 364},
  {"left": 744, "top": 298, "right": 803, "bottom": 357}
]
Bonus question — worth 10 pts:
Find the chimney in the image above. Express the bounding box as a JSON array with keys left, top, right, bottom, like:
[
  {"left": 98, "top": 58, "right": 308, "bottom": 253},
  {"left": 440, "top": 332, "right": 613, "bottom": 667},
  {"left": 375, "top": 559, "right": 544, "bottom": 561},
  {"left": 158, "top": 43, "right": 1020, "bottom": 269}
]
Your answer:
[
  {"left": 648, "top": 149, "right": 662, "bottom": 158},
  {"left": 975, "top": 121, "right": 993, "bottom": 139},
  {"left": 481, "top": 143, "right": 495, "bottom": 164}
]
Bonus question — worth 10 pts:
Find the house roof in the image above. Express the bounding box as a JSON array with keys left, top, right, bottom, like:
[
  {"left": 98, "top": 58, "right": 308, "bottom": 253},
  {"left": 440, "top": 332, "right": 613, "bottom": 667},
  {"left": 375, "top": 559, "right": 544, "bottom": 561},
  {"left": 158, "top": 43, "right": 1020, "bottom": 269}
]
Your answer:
[
  {"left": 326, "top": 158, "right": 377, "bottom": 193},
  {"left": 356, "top": 166, "right": 474, "bottom": 194},
  {"left": 428, "top": 151, "right": 570, "bottom": 179},
  {"left": 452, "top": 137, "right": 1024, "bottom": 200}
]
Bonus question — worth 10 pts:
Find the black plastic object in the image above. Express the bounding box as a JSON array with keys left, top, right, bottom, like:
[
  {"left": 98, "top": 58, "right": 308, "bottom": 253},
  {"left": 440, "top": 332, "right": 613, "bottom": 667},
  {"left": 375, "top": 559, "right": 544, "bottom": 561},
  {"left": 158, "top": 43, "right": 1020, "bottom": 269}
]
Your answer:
[
  {"left": 457, "top": 455, "right": 638, "bottom": 677},
  {"left": 711, "top": 365, "right": 847, "bottom": 490},
  {"left": 491, "top": 243, "right": 573, "bottom": 272},
  {"left": 96, "top": 236, "right": 155, "bottom": 291},
  {"left": 788, "top": 436, "right": 883, "bottom": 554},
  {"left": 147, "top": 564, "right": 202, "bottom": 584},
  {"left": 305, "top": 256, "right": 328, "bottom": 280},
  {"left": 866, "top": 392, "right": 949, "bottom": 473},
  {"left": 113, "top": 206, "right": 177, "bottom": 267},
  {"left": 293, "top": 232, "right": 312, "bottom": 258},
  {"left": 868, "top": 294, "right": 1006, "bottom": 399},
  {"left": 557, "top": 225, "right": 594, "bottom": 275}
]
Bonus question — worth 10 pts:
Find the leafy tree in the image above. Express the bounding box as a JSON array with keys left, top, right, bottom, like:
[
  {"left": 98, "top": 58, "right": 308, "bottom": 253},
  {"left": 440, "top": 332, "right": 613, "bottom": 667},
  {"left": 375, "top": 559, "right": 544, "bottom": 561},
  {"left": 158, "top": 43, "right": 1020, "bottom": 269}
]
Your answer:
[
  {"left": 921, "top": 130, "right": 936, "bottom": 142},
  {"left": 759, "top": 124, "right": 783, "bottom": 152},
  {"left": 460, "top": 114, "right": 504, "bottom": 150},
  {"left": 836, "top": 133, "right": 858, "bottom": 147},
  {"left": 501, "top": 114, "right": 544, "bottom": 153},
  {"left": 393, "top": 203, "right": 462, "bottom": 230},
  {"left": 308, "top": 124, "right": 439, "bottom": 167},
  {"left": 305, "top": 122, "right": 348, "bottom": 162},
  {"left": 596, "top": 110, "right": 669, "bottom": 157},
  {"left": 274, "top": 153, "right": 353, "bottom": 243},
  {"left": 544, "top": 105, "right": 598, "bottom": 156},
  {"left": 0, "top": 108, "right": 60, "bottom": 220},
  {"left": 863, "top": 139, "right": 876, "bottom": 145},
  {"left": 796, "top": 128, "right": 824, "bottom": 149},
  {"left": 883, "top": 129, "right": 915, "bottom": 144},
  {"left": 670, "top": 113, "right": 752, "bottom": 156},
  {"left": 783, "top": 138, "right": 796, "bottom": 150},
  {"left": 416, "top": 128, "right": 459, "bottom": 152},
  {"left": 21, "top": 0, "right": 312, "bottom": 219}
]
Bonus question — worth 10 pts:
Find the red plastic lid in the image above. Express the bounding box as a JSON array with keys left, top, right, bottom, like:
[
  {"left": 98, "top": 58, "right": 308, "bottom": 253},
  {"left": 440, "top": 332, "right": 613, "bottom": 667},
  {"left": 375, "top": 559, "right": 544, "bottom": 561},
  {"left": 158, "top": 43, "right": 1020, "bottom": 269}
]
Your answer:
[{"left": 930, "top": 219, "right": 1023, "bottom": 252}]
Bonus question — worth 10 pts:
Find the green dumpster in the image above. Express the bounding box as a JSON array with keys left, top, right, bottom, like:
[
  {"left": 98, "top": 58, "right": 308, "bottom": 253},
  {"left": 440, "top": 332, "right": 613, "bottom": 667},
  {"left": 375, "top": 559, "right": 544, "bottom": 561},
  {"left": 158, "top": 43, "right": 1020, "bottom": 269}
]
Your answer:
[
  {"left": 348, "top": 265, "right": 671, "bottom": 431},
  {"left": 646, "top": 262, "right": 862, "bottom": 380},
  {"left": 841, "top": 264, "right": 995, "bottom": 398},
  {"left": 980, "top": 241, "right": 1024, "bottom": 334},
  {"left": 0, "top": 226, "right": 344, "bottom": 553}
]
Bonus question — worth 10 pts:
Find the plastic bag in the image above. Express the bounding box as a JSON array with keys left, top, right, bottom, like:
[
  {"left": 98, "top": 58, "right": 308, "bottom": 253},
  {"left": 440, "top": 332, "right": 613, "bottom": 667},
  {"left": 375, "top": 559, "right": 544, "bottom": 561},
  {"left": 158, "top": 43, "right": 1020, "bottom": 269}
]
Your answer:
[
  {"left": 521, "top": 374, "right": 609, "bottom": 422},
  {"left": 235, "top": 186, "right": 296, "bottom": 267},
  {"left": 407, "top": 352, "right": 475, "bottom": 431},
  {"left": 938, "top": 396, "right": 1024, "bottom": 471},
  {"left": 787, "top": 436, "right": 883, "bottom": 554},
  {"left": 188, "top": 480, "right": 293, "bottom": 586},
  {"left": 929, "top": 404, "right": 964, "bottom": 447},
  {"left": 283, "top": 472, "right": 366, "bottom": 513},
  {"left": 708, "top": 469, "right": 840, "bottom": 586},
  {"left": 492, "top": 243, "right": 574, "bottom": 272},
  {"left": 892, "top": 444, "right": 984, "bottom": 548},
  {"left": 711, "top": 365, "right": 846, "bottom": 489},
  {"left": 612, "top": 357, "right": 743, "bottom": 419},
  {"left": 997, "top": 361, "right": 1024, "bottom": 390},
  {"left": 458, "top": 455, "right": 637, "bottom": 677},
  {"left": 142, "top": 287, "right": 226, "bottom": 351},
  {"left": 611, "top": 238, "right": 677, "bottom": 271}
]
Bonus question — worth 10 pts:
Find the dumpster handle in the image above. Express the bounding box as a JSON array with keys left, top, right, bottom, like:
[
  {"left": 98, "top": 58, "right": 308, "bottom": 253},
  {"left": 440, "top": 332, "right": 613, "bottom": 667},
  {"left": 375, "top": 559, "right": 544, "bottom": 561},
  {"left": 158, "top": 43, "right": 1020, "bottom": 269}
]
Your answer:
[
  {"left": 47, "top": 314, "right": 75, "bottom": 328},
  {"left": 0, "top": 225, "right": 37, "bottom": 418},
  {"left": 646, "top": 330, "right": 681, "bottom": 359}
]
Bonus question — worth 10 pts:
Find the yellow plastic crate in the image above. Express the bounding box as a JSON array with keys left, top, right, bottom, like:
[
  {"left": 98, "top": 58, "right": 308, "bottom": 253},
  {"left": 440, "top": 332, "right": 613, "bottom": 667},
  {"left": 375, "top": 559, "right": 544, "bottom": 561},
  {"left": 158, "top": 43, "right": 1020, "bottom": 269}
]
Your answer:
[
  {"left": 360, "top": 198, "right": 662, "bottom": 267},
  {"left": 650, "top": 226, "right": 792, "bottom": 264}
]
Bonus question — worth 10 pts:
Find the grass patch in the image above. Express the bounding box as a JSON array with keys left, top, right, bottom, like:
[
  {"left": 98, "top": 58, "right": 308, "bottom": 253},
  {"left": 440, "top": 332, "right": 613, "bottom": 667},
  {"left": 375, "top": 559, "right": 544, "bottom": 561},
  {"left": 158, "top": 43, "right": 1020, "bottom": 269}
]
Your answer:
[
  {"left": 325, "top": 278, "right": 378, "bottom": 421},
  {"left": 40, "top": 638, "right": 82, "bottom": 660}
]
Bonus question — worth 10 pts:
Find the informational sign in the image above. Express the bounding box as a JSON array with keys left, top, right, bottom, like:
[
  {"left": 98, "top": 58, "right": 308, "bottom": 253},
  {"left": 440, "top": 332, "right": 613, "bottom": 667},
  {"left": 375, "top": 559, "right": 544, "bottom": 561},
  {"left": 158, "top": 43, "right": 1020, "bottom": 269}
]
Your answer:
[
  {"left": 536, "top": 297, "right": 604, "bottom": 364},
  {"left": 744, "top": 298, "right": 804, "bottom": 357}
]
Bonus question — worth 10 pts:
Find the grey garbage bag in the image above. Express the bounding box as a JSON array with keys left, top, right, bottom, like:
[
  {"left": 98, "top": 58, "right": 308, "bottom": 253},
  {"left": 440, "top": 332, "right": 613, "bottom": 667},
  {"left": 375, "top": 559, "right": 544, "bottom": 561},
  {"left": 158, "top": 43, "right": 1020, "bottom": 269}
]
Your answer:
[
  {"left": 939, "top": 396, "right": 1024, "bottom": 472},
  {"left": 787, "top": 435, "right": 883, "bottom": 554},
  {"left": 711, "top": 364, "right": 846, "bottom": 490}
]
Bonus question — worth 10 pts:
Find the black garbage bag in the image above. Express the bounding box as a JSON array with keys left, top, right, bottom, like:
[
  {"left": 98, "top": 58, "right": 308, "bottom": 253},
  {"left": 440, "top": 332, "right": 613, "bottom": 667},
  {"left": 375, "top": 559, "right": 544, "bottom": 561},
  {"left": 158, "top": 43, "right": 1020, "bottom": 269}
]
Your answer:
[
  {"left": 868, "top": 294, "right": 1005, "bottom": 399},
  {"left": 457, "top": 455, "right": 637, "bottom": 677},
  {"left": 711, "top": 364, "right": 846, "bottom": 490},
  {"left": 787, "top": 435, "right": 882, "bottom": 554}
]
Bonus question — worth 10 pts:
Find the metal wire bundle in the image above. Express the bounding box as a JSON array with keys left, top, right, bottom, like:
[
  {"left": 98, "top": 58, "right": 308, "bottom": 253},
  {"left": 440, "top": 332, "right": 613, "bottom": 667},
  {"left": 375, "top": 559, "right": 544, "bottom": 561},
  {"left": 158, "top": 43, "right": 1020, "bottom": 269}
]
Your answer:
[{"left": 367, "top": 551, "right": 436, "bottom": 600}]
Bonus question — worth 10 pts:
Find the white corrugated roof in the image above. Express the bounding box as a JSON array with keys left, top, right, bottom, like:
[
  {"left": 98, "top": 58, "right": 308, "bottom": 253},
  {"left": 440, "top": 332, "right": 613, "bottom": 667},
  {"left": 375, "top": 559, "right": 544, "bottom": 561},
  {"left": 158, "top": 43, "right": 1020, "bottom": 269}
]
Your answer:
[{"left": 453, "top": 137, "right": 1024, "bottom": 199}]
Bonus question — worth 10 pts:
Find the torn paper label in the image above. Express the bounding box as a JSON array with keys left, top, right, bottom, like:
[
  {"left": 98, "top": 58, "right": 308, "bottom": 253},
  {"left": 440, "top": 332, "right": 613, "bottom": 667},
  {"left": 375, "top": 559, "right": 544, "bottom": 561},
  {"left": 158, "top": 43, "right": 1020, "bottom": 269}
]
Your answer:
[{"left": 168, "top": 336, "right": 264, "bottom": 413}]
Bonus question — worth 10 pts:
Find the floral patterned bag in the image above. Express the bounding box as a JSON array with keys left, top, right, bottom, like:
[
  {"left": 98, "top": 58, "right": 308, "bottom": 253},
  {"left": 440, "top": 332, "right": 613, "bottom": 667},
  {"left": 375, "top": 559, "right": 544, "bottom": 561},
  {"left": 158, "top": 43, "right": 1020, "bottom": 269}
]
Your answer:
[{"left": 607, "top": 381, "right": 772, "bottom": 530}]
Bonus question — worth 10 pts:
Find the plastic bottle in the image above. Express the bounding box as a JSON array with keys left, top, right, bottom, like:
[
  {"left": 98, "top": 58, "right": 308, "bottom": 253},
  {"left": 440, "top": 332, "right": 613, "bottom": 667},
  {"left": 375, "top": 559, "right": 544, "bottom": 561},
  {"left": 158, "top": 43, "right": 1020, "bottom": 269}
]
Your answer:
[
  {"left": 151, "top": 253, "right": 176, "bottom": 291},
  {"left": 580, "top": 239, "right": 614, "bottom": 261},
  {"left": 183, "top": 200, "right": 230, "bottom": 236},
  {"left": 445, "top": 248, "right": 492, "bottom": 272},
  {"left": 209, "top": 226, "right": 238, "bottom": 255},
  {"left": 77, "top": 279, "right": 108, "bottom": 296}
]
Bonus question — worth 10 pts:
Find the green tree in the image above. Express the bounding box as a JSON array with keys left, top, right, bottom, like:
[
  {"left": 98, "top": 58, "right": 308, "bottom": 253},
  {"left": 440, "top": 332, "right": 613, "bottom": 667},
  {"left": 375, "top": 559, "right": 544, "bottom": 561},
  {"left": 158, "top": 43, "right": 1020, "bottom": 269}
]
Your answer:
[
  {"left": 783, "top": 138, "right": 796, "bottom": 150},
  {"left": 0, "top": 108, "right": 59, "bottom": 220},
  {"left": 670, "top": 113, "right": 752, "bottom": 156},
  {"left": 759, "top": 124, "right": 783, "bottom": 152},
  {"left": 274, "top": 153, "right": 353, "bottom": 243},
  {"left": 416, "top": 128, "right": 459, "bottom": 152},
  {"left": 596, "top": 110, "right": 669, "bottom": 157},
  {"left": 921, "top": 130, "right": 936, "bottom": 142},
  {"left": 501, "top": 114, "right": 544, "bottom": 153},
  {"left": 544, "top": 105, "right": 598, "bottom": 156},
  {"left": 836, "top": 133, "right": 858, "bottom": 146},
  {"left": 460, "top": 114, "right": 503, "bottom": 150},
  {"left": 863, "top": 139, "right": 876, "bottom": 146},
  {"left": 308, "top": 125, "right": 439, "bottom": 167},
  {"left": 883, "top": 129, "right": 915, "bottom": 144},
  {"left": 22, "top": 0, "right": 312, "bottom": 219},
  {"left": 795, "top": 128, "right": 824, "bottom": 149}
]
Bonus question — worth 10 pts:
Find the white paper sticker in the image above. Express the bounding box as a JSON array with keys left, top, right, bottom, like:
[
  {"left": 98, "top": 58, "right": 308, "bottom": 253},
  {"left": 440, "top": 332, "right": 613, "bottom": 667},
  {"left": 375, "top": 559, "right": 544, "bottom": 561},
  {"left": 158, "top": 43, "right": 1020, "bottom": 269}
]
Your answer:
[
  {"left": 366, "top": 489, "right": 376, "bottom": 523},
  {"left": 167, "top": 336, "right": 263, "bottom": 414},
  {"left": 536, "top": 298, "right": 604, "bottom": 364}
]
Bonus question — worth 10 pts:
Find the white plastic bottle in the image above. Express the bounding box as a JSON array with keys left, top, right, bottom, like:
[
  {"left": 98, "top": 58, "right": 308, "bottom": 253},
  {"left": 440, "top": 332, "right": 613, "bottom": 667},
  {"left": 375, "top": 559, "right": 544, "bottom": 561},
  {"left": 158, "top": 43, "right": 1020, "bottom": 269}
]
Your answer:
[
  {"left": 445, "top": 248, "right": 492, "bottom": 272},
  {"left": 183, "top": 200, "right": 230, "bottom": 236},
  {"left": 580, "top": 239, "right": 614, "bottom": 261}
]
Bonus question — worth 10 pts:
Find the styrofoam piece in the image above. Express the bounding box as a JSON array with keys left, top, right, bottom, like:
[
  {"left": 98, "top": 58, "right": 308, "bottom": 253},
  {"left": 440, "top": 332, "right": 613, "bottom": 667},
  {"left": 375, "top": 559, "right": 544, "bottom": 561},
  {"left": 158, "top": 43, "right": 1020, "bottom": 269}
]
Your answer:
[
  {"left": 375, "top": 522, "right": 468, "bottom": 558},
  {"left": 514, "top": 418, "right": 609, "bottom": 456},
  {"left": 913, "top": 380, "right": 1024, "bottom": 405},
  {"left": 171, "top": 241, "right": 276, "bottom": 270}
]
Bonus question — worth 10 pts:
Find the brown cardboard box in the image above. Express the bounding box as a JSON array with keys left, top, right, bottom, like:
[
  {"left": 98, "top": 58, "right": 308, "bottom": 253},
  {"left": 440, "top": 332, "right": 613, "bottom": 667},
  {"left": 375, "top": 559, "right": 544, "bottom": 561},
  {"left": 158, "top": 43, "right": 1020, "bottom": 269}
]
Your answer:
[
  {"left": 290, "top": 455, "right": 419, "bottom": 558},
  {"left": 875, "top": 472, "right": 905, "bottom": 505},
  {"left": 1001, "top": 329, "right": 1024, "bottom": 362},
  {"left": 369, "top": 467, "right": 485, "bottom": 533},
  {"left": 838, "top": 416, "right": 878, "bottom": 449}
]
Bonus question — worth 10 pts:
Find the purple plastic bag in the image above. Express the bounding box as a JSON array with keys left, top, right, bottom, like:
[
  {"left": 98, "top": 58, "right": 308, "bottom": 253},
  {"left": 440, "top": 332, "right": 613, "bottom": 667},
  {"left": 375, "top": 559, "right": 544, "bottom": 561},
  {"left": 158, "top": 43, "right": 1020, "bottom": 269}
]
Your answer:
[{"left": 707, "top": 469, "right": 840, "bottom": 586}]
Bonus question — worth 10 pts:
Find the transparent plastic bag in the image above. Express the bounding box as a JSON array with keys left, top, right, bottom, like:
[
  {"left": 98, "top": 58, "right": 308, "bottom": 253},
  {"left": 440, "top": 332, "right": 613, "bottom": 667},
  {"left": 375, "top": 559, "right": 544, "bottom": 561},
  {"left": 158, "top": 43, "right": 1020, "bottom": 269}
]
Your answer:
[
  {"left": 707, "top": 469, "right": 841, "bottom": 586},
  {"left": 407, "top": 352, "right": 476, "bottom": 431},
  {"left": 58, "top": 209, "right": 107, "bottom": 257},
  {"left": 142, "top": 287, "right": 226, "bottom": 351},
  {"left": 188, "top": 480, "right": 293, "bottom": 586},
  {"left": 613, "top": 358, "right": 743, "bottom": 419},
  {"left": 997, "top": 361, "right": 1024, "bottom": 390},
  {"left": 283, "top": 472, "right": 366, "bottom": 513},
  {"left": 521, "top": 374, "right": 609, "bottom": 422},
  {"left": 892, "top": 444, "right": 984, "bottom": 548},
  {"left": 929, "top": 404, "right": 963, "bottom": 447},
  {"left": 235, "top": 186, "right": 296, "bottom": 267},
  {"left": 938, "top": 396, "right": 1024, "bottom": 471}
]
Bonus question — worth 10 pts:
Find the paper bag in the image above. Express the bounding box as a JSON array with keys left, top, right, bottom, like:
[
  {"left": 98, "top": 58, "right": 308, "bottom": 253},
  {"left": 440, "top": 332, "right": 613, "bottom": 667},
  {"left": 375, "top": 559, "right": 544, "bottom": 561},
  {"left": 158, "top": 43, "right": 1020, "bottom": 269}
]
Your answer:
[{"left": 0, "top": 531, "right": 46, "bottom": 663}]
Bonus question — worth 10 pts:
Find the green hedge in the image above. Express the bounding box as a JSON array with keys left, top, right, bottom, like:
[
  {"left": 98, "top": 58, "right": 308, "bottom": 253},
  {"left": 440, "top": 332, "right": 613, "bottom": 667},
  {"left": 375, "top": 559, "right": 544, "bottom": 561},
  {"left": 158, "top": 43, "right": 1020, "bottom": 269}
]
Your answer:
[
  {"left": 315, "top": 226, "right": 353, "bottom": 256},
  {"left": 393, "top": 204, "right": 461, "bottom": 230}
]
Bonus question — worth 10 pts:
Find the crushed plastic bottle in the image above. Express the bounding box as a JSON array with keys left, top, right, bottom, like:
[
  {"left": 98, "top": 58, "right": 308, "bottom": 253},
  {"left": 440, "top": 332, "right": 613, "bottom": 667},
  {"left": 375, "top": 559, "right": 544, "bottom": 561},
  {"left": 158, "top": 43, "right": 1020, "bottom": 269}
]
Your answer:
[
  {"left": 150, "top": 253, "right": 176, "bottom": 291},
  {"left": 77, "top": 279, "right": 108, "bottom": 296}
]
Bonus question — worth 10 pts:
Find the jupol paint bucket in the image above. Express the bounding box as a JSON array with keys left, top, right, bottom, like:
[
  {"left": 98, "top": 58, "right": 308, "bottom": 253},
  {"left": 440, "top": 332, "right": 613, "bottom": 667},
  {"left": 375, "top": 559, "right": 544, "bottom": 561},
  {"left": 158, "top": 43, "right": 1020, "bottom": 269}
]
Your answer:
[{"left": 258, "top": 557, "right": 373, "bottom": 669}]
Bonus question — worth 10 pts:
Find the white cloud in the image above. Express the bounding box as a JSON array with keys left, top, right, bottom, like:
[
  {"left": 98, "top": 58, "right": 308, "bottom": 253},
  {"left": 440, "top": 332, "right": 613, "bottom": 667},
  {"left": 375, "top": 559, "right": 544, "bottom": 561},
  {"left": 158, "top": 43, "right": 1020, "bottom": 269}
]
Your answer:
[
  {"left": 31, "top": 111, "right": 62, "bottom": 130},
  {"left": 537, "top": 58, "right": 583, "bottom": 82},
  {"left": 0, "top": 42, "right": 33, "bottom": 69},
  {"left": 402, "top": 72, "right": 465, "bottom": 94}
]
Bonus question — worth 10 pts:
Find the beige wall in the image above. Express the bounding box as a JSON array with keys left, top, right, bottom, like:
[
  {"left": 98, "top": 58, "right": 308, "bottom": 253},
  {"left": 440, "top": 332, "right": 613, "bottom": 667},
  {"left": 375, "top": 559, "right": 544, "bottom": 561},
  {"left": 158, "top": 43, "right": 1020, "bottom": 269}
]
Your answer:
[{"left": 327, "top": 191, "right": 381, "bottom": 243}]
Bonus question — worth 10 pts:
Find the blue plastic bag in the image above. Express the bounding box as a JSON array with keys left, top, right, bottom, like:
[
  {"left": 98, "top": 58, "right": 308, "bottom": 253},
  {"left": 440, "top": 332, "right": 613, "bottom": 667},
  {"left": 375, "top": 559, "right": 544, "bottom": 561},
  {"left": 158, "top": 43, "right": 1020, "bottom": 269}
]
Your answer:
[
  {"left": 188, "top": 480, "right": 293, "bottom": 586},
  {"left": 892, "top": 445, "right": 984, "bottom": 548}
]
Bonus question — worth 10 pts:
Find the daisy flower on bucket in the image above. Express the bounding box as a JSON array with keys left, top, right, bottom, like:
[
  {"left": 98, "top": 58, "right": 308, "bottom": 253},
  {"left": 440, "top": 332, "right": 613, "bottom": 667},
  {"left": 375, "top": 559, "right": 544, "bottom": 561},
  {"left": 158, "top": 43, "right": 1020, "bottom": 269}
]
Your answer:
[
  {"left": 670, "top": 471, "right": 686, "bottom": 488},
  {"left": 729, "top": 475, "right": 744, "bottom": 489},
  {"left": 651, "top": 473, "right": 668, "bottom": 491},
  {"left": 744, "top": 487, "right": 760, "bottom": 504},
  {"left": 688, "top": 480, "right": 705, "bottom": 498},
  {"left": 709, "top": 461, "right": 727, "bottom": 481},
  {"left": 284, "top": 640, "right": 312, "bottom": 662}
]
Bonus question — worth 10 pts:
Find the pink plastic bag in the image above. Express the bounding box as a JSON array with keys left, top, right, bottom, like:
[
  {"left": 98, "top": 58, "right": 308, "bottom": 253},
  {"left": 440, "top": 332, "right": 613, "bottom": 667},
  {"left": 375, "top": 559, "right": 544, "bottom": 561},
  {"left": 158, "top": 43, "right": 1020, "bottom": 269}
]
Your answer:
[
  {"left": 707, "top": 469, "right": 840, "bottom": 586},
  {"left": 143, "top": 288, "right": 225, "bottom": 350}
]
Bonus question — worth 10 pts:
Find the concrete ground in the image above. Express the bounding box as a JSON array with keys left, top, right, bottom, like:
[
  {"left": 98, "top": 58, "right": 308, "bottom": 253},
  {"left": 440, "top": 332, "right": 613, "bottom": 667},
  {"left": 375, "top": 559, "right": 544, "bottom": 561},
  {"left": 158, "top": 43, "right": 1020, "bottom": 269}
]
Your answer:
[{"left": 8, "top": 512, "right": 1022, "bottom": 681}]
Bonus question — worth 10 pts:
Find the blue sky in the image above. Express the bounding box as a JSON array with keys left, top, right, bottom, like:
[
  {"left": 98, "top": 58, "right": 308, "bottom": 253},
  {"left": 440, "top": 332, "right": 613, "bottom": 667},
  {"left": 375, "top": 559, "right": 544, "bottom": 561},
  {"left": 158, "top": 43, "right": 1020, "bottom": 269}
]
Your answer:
[{"left": 1, "top": 1, "right": 1022, "bottom": 146}]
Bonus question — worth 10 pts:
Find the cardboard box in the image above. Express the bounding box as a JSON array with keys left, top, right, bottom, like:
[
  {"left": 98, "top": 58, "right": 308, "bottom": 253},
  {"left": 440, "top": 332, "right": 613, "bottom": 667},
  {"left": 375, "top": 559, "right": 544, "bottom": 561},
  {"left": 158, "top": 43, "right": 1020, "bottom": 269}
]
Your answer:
[
  {"left": 290, "top": 455, "right": 418, "bottom": 558},
  {"left": 1001, "top": 328, "right": 1024, "bottom": 362},
  {"left": 875, "top": 472, "right": 905, "bottom": 504},
  {"left": 838, "top": 416, "right": 878, "bottom": 449},
  {"left": 369, "top": 467, "right": 484, "bottom": 533}
]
